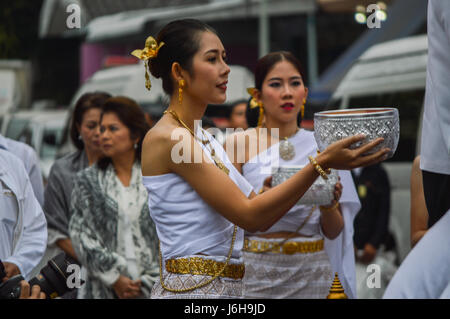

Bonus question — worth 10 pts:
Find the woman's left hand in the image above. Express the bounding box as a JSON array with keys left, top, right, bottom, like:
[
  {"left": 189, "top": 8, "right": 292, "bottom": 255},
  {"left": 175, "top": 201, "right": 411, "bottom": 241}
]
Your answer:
[
  {"left": 321, "top": 178, "right": 343, "bottom": 210},
  {"left": 333, "top": 180, "right": 343, "bottom": 203}
]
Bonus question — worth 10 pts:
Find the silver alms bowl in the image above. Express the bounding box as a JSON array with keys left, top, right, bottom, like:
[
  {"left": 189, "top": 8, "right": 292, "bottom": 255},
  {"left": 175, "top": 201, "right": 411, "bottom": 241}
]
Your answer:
[
  {"left": 313, "top": 108, "right": 399, "bottom": 159},
  {"left": 272, "top": 166, "right": 339, "bottom": 206}
]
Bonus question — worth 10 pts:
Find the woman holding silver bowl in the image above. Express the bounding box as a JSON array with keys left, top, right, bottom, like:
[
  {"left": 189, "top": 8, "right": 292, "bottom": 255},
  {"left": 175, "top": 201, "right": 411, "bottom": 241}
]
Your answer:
[
  {"left": 138, "top": 19, "right": 388, "bottom": 299},
  {"left": 225, "top": 51, "right": 362, "bottom": 299}
]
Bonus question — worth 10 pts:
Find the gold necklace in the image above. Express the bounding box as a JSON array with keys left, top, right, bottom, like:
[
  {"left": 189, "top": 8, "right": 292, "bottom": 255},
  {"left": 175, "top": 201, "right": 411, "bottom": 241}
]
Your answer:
[
  {"left": 164, "top": 109, "right": 229, "bottom": 175},
  {"left": 199, "top": 128, "right": 230, "bottom": 175},
  {"left": 264, "top": 125, "right": 300, "bottom": 161},
  {"left": 164, "top": 110, "right": 210, "bottom": 145}
]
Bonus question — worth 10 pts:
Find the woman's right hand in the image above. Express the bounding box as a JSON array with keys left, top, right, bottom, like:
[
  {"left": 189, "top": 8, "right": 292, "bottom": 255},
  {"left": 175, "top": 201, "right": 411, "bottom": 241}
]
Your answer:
[
  {"left": 316, "top": 134, "right": 390, "bottom": 170},
  {"left": 113, "top": 275, "right": 142, "bottom": 299}
]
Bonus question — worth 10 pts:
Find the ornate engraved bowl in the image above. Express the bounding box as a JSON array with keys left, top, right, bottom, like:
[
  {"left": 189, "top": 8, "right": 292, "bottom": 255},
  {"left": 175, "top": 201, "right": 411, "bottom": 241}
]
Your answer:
[
  {"left": 313, "top": 108, "right": 399, "bottom": 159},
  {"left": 272, "top": 166, "right": 339, "bottom": 206}
]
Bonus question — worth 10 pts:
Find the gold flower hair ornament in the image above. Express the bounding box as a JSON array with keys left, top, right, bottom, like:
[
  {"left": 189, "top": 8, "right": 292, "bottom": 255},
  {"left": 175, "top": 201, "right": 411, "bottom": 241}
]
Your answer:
[
  {"left": 247, "top": 87, "right": 264, "bottom": 127},
  {"left": 131, "top": 36, "right": 164, "bottom": 91}
]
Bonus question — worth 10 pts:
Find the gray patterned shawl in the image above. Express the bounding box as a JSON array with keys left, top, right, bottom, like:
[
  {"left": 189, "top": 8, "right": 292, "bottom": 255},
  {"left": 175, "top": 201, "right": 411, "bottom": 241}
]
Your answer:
[{"left": 69, "top": 163, "right": 159, "bottom": 299}]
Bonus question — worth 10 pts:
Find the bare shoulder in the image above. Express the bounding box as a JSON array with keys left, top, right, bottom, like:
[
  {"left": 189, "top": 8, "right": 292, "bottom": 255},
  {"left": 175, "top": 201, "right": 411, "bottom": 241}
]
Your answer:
[
  {"left": 141, "top": 119, "right": 185, "bottom": 176},
  {"left": 143, "top": 120, "right": 173, "bottom": 146}
]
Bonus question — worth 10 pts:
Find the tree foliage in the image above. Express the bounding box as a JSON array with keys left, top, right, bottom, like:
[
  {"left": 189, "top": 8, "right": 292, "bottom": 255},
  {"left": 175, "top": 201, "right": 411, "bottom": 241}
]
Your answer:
[{"left": 0, "top": 0, "right": 43, "bottom": 58}]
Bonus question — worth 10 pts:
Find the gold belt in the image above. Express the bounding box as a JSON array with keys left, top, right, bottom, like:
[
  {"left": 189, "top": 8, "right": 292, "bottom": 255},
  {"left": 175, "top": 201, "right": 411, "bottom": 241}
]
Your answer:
[
  {"left": 243, "top": 238, "right": 324, "bottom": 255},
  {"left": 165, "top": 257, "right": 245, "bottom": 280}
]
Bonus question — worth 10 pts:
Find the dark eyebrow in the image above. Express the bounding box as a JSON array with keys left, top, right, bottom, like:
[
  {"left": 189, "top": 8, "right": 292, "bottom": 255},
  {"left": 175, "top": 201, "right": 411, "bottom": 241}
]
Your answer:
[
  {"left": 204, "top": 49, "right": 226, "bottom": 55},
  {"left": 101, "top": 122, "right": 119, "bottom": 127},
  {"left": 268, "top": 76, "right": 302, "bottom": 81}
]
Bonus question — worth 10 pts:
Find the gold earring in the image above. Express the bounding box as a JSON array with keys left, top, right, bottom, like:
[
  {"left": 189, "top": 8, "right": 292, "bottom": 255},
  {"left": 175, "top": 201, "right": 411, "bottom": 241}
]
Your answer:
[
  {"left": 145, "top": 61, "right": 151, "bottom": 91},
  {"left": 301, "top": 98, "right": 306, "bottom": 119},
  {"left": 178, "top": 79, "right": 185, "bottom": 105}
]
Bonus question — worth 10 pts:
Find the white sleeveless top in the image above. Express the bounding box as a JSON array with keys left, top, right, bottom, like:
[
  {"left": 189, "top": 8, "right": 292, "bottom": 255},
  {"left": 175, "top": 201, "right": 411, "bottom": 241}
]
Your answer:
[
  {"left": 142, "top": 128, "right": 254, "bottom": 263},
  {"left": 243, "top": 129, "right": 320, "bottom": 235},
  {"left": 242, "top": 129, "right": 361, "bottom": 298}
]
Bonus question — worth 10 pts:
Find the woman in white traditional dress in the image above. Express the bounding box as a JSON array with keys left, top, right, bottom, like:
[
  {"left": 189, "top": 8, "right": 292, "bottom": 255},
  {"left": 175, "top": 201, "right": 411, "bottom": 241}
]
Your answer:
[
  {"left": 137, "top": 19, "right": 389, "bottom": 299},
  {"left": 225, "top": 51, "right": 361, "bottom": 299}
]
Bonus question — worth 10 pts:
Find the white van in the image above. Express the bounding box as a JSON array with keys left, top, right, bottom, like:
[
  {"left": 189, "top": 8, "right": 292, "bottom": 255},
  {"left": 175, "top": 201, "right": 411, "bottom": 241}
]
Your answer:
[
  {"left": 0, "top": 60, "right": 32, "bottom": 114},
  {"left": 58, "top": 62, "right": 254, "bottom": 155},
  {"left": 328, "top": 34, "right": 427, "bottom": 262},
  {"left": 71, "top": 62, "right": 252, "bottom": 116},
  {"left": 1, "top": 109, "right": 70, "bottom": 181}
]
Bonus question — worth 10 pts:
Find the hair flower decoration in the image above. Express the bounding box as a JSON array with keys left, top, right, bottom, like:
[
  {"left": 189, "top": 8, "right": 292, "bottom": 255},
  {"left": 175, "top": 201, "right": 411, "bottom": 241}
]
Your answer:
[
  {"left": 131, "top": 36, "right": 164, "bottom": 90},
  {"left": 247, "top": 87, "right": 264, "bottom": 127}
]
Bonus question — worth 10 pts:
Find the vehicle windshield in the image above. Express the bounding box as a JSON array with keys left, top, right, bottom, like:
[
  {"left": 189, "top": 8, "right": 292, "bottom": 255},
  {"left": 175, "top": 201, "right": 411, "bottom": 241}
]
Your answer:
[
  {"left": 5, "top": 117, "right": 30, "bottom": 141},
  {"left": 40, "top": 127, "right": 64, "bottom": 160}
]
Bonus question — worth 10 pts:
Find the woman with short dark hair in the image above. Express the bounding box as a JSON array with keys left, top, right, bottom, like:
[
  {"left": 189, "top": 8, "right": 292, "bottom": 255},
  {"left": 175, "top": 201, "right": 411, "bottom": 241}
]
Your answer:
[
  {"left": 69, "top": 96, "right": 158, "bottom": 299},
  {"left": 44, "top": 92, "right": 110, "bottom": 261}
]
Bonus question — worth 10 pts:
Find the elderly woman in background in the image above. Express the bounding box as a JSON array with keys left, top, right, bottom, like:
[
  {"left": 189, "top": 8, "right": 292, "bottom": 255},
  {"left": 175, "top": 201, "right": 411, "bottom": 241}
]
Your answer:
[
  {"left": 69, "top": 96, "right": 159, "bottom": 299},
  {"left": 43, "top": 92, "right": 111, "bottom": 261}
]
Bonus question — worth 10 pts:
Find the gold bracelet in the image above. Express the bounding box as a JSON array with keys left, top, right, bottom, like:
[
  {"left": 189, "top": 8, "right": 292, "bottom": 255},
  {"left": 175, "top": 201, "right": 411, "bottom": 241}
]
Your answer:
[
  {"left": 316, "top": 150, "right": 331, "bottom": 174},
  {"left": 319, "top": 201, "right": 340, "bottom": 213},
  {"left": 308, "top": 156, "right": 329, "bottom": 180},
  {"left": 258, "top": 188, "right": 264, "bottom": 194}
]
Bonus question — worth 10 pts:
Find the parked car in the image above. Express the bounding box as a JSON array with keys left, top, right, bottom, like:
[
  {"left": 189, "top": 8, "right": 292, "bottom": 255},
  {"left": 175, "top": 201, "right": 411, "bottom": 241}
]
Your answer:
[
  {"left": 0, "top": 60, "right": 32, "bottom": 114},
  {"left": 2, "top": 109, "right": 70, "bottom": 181},
  {"left": 328, "top": 34, "right": 427, "bottom": 263}
]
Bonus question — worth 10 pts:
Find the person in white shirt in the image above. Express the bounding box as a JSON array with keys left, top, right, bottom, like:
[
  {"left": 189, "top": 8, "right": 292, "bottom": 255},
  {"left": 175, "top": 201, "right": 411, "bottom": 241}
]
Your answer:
[
  {"left": 420, "top": 0, "right": 450, "bottom": 227},
  {"left": 383, "top": 209, "right": 450, "bottom": 299},
  {"left": 0, "top": 148, "right": 47, "bottom": 281},
  {"left": 0, "top": 134, "right": 44, "bottom": 207},
  {"left": 384, "top": 2, "right": 450, "bottom": 298}
]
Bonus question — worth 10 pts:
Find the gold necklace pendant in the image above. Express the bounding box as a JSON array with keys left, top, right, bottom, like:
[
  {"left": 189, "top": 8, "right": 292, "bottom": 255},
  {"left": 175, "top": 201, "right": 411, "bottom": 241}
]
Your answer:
[
  {"left": 264, "top": 125, "right": 299, "bottom": 161},
  {"left": 279, "top": 137, "right": 295, "bottom": 161}
]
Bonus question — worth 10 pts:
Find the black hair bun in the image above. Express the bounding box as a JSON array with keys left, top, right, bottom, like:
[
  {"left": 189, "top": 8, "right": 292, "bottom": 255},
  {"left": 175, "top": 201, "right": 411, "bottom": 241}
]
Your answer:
[
  {"left": 245, "top": 97, "right": 261, "bottom": 128},
  {"left": 149, "top": 56, "right": 162, "bottom": 79}
]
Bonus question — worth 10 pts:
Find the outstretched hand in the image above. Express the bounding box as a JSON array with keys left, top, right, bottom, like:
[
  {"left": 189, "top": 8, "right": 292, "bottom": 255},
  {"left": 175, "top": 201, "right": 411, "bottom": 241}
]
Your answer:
[{"left": 317, "top": 134, "right": 390, "bottom": 170}]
